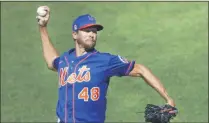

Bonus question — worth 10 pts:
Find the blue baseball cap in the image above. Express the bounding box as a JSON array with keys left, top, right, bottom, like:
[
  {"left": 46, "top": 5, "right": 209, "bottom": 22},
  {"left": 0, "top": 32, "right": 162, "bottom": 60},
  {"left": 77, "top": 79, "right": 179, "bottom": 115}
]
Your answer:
[{"left": 72, "top": 14, "right": 103, "bottom": 32}]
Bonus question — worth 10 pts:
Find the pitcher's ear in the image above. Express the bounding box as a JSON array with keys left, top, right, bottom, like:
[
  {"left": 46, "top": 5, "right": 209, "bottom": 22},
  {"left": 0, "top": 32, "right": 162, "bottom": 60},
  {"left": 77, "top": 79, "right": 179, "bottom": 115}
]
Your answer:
[{"left": 72, "top": 31, "right": 78, "bottom": 40}]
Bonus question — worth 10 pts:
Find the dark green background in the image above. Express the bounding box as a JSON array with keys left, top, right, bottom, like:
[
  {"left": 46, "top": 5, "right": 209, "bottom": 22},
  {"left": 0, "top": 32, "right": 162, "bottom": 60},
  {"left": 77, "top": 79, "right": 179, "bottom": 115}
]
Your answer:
[{"left": 1, "top": 2, "right": 208, "bottom": 122}]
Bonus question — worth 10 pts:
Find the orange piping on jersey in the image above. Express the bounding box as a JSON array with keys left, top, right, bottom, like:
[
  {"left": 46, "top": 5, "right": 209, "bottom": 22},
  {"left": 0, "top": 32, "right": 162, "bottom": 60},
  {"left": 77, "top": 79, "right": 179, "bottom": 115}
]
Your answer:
[
  {"left": 72, "top": 51, "right": 97, "bottom": 123},
  {"left": 64, "top": 56, "right": 70, "bottom": 123},
  {"left": 125, "top": 61, "right": 134, "bottom": 75}
]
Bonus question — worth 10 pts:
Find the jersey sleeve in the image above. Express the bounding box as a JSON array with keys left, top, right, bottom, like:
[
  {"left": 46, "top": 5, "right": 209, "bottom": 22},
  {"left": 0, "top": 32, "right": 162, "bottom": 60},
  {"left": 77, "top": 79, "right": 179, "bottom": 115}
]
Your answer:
[
  {"left": 53, "top": 57, "right": 60, "bottom": 70},
  {"left": 107, "top": 54, "right": 135, "bottom": 77}
]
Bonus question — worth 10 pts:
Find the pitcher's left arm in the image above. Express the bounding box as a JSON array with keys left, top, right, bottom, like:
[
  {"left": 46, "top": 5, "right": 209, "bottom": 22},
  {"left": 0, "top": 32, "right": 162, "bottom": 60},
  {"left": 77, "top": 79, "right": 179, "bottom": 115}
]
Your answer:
[{"left": 129, "top": 64, "right": 175, "bottom": 107}]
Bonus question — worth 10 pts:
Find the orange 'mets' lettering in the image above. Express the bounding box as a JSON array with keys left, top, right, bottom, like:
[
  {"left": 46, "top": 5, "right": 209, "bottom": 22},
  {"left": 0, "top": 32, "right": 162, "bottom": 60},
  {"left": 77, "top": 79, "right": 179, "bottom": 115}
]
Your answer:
[{"left": 59, "top": 66, "right": 91, "bottom": 86}]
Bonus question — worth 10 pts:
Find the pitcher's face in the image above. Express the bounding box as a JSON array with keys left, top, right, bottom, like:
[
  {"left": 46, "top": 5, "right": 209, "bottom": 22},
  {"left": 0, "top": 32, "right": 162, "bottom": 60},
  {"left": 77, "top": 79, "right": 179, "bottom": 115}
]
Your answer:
[{"left": 73, "top": 27, "right": 98, "bottom": 51}]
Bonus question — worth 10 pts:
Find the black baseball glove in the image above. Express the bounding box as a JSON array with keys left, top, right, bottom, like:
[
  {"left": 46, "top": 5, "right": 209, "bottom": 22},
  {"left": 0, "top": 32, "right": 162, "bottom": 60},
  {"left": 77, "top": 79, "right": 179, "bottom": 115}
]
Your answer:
[{"left": 144, "top": 104, "right": 178, "bottom": 123}]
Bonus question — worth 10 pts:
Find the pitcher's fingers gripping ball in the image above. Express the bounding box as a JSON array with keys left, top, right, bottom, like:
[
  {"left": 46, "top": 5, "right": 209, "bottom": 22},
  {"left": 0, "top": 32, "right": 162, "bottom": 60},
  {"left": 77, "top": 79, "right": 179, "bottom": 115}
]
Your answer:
[
  {"left": 36, "top": 6, "right": 50, "bottom": 26},
  {"left": 144, "top": 104, "right": 178, "bottom": 123}
]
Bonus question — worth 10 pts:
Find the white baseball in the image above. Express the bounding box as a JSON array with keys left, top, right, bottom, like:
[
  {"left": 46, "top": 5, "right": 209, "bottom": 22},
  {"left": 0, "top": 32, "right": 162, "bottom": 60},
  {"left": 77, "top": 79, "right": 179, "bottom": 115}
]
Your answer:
[{"left": 37, "top": 7, "right": 47, "bottom": 17}]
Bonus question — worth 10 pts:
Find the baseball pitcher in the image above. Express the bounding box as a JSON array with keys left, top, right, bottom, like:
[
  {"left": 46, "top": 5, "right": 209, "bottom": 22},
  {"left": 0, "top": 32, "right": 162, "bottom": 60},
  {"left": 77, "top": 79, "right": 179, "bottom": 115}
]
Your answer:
[{"left": 36, "top": 6, "right": 177, "bottom": 123}]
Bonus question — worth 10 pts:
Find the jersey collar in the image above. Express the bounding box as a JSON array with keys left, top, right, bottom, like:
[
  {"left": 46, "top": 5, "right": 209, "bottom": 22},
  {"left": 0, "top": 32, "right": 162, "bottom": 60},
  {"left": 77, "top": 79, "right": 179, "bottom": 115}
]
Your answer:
[{"left": 68, "top": 48, "right": 97, "bottom": 59}]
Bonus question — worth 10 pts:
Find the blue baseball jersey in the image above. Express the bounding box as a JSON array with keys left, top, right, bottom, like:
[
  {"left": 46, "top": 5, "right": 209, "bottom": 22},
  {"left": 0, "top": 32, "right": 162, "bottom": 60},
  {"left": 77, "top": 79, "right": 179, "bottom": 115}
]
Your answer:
[{"left": 53, "top": 48, "right": 135, "bottom": 123}]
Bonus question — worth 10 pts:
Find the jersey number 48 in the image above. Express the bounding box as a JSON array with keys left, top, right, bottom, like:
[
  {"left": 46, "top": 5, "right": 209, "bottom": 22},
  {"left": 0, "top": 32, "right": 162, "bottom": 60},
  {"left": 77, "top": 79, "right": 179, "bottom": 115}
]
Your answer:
[{"left": 78, "top": 87, "right": 100, "bottom": 102}]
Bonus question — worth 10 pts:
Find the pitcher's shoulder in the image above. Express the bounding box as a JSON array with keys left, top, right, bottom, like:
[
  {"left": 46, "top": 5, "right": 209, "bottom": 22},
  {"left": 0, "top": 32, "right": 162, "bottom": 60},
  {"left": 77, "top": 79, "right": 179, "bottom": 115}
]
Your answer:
[{"left": 94, "top": 51, "right": 114, "bottom": 59}]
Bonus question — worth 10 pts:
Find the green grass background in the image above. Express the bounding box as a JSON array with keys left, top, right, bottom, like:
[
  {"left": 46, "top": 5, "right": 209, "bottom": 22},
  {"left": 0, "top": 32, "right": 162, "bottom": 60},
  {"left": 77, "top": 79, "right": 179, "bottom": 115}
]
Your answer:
[{"left": 1, "top": 2, "right": 208, "bottom": 122}]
